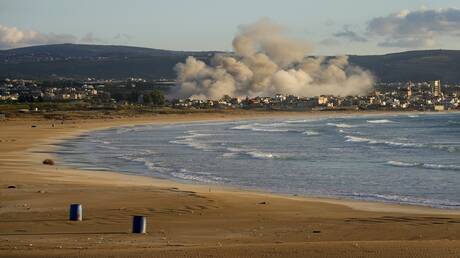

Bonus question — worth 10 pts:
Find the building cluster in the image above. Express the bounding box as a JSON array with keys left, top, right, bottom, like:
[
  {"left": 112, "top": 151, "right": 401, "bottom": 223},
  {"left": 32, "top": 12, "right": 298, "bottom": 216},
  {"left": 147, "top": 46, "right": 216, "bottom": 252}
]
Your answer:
[
  {"left": 0, "top": 79, "right": 107, "bottom": 101},
  {"left": 173, "top": 80, "right": 460, "bottom": 111},
  {"left": 1, "top": 77, "right": 460, "bottom": 112}
]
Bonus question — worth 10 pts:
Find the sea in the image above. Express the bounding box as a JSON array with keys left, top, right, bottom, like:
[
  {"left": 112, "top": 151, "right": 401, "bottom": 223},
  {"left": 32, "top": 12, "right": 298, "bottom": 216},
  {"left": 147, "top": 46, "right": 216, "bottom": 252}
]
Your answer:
[{"left": 55, "top": 112, "right": 460, "bottom": 209}]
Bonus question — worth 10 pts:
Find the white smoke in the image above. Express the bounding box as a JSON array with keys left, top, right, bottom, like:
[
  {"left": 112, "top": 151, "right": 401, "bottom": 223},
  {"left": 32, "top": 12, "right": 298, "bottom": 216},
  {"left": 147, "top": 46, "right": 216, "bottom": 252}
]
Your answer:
[{"left": 174, "top": 18, "right": 374, "bottom": 99}]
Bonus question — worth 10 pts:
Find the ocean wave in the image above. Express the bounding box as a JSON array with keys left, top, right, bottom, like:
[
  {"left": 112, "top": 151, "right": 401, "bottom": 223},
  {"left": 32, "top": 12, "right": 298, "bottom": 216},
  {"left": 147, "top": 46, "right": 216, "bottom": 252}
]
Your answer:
[
  {"left": 231, "top": 124, "right": 291, "bottom": 132},
  {"left": 432, "top": 145, "right": 460, "bottom": 153},
  {"left": 344, "top": 192, "right": 460, "bottom": 208},
  {"left": 89, "top": 139, "right": 112, "bottom": 145},
  {"left": 285, "top": 119, "right": 317, "bottom": 124},
  {"left": 327, "top": 122, "right": 356, "bottom": 128},
  {"left": 131, "top": 157, "right": 158, "bottom": 171},
  {"left": 346, "top": 135, "right": 460, "bottom": 153},
  {"left": 115, "top": 127, "right": 139, "bottom": 134},
  {"left": 408, "top": 115, "right": 419, "bottom": 118},
  {"left": 345, "top": 135, "right": 423, "bottom": 148},
  {"left": 366, "top": 119, "right": 394, "bottom": 124},
  {"left": 448, "top": 120, "right": 460, "bottom": 126},
  {"left": 170, "top": 131, "right": 214, "bottom": 151},
  {"left": 171, "top": 169, "right": 226, "bottom": 183},
  {"left": 225, "top": 147, "right": 282, "bottom": 160},
  {"left": 98, "top": 145, "right": 120, "bottom": 150},
  {"left": 386, "top": 160, "right": 460, "bottom": 171},
  {"left": 114, "top": 150, "right": 169, "bottom": 172},
  {"left": 302, "top": 130, "right": 320, "bottom": 136}
]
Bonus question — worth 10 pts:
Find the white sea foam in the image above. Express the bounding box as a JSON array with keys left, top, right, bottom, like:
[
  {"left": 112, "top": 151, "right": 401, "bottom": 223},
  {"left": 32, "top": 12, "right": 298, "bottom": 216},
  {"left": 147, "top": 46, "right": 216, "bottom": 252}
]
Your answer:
[
  {"left": 432, "top": 145, "right": 460, "bottom": 153},
  {"left": 285, "top": 119, "right": 317, "bottom": 124},
  {"left": 231, "top": 124, "right": 290, "bottom": 132},
  {"left": 386, "top": 160, "right": 419, "bottom": 167},
  {"left": 367, "top": 119, "right": 394, "bottom": 124},
  {"left": 225, "top": 147, "right": 281, "bottom": 160},
  {"left": 170, "top": 131, "right": 213, "bottom": 151},
  {"left": 387, "top": 160, "right": 460, "bottom": 171},
  {"left": 98, "top": 145, "right": 120, "bottom": 150},
  {"left": 115, "top": 150, "right": 167, "bottom": 172},
  {"left": 345, "top": 135, "right": 423, "bottom": 148},
  {"left": 302, "top": 130, "right": 319, "bottom": 136},
  {"left": 247, "top": 151, "right": 280, "bottom": 159},
  {"left": 132, "top": 157, "right": 158, "bottom": 171},
  {"left": 343, "top": 135, "right": 459, "bottom": 153},
  {"left": 346, "top": 192, "right": 460, "bottom": 208},
  {"left": 89, "top": 139, "right": 112, "bottom": 145},
  {"left": 448, "top": 120, "right": 460, "bottom": 126},
  {"left": 115, "top": 127, "right": 140, "bottom": 134},
  {"left": 171, "top": 169, "right": 226, "bottom": 183},
  {"left": 327, "top": 123, "right": 356, "bottom": 128}
]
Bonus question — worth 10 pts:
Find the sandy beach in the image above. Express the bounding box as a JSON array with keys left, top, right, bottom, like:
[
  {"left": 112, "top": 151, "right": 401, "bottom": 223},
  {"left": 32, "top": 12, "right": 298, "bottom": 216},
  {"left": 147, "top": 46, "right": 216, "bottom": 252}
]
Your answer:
[{"left": 1, "top": 111, "right": 460, "bottom": 258}]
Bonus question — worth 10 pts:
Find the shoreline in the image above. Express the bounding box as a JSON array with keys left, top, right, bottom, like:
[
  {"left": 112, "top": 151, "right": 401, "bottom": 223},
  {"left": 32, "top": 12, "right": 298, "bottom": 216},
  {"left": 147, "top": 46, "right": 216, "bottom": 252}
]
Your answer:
[
  {"left": 42, "top": 111, "right": 460, "bottom": 215},
  {"left": 2, "top": 110, "right": 460, "bottom": 257}
]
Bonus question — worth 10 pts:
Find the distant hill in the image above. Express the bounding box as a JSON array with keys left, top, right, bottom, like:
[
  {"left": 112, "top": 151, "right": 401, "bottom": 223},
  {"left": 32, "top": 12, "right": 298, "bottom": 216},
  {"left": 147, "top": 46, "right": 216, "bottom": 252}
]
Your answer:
[
  {"left": 1, "top": 44, "right": 459, "bottom": 83},
  {"left": 0, "top": 44, "right": 216, "bottom": 80},
  {"left": 348, "top": 50, "right": 460, "bottom": 83}
]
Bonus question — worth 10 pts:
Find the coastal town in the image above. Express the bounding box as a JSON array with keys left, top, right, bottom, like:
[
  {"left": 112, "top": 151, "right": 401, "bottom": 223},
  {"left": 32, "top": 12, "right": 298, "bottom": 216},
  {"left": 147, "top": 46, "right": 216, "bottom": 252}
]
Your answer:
[{"left": 1, "top": 78, "right": 459, "bottom": 114}]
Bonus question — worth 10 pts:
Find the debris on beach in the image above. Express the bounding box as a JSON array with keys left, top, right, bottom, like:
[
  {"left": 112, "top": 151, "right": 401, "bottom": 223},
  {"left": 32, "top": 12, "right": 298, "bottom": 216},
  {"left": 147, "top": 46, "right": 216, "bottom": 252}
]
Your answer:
[
  {"left": 7, "top": 185, "right": 16, "bottom": 189},
  {"left": 43, "top": 159, "right": 55, "bottom": 165}
]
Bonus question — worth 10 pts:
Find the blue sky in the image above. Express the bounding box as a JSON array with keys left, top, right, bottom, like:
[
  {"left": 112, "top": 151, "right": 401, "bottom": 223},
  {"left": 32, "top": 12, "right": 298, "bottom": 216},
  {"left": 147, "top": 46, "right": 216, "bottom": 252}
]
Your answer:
[{"left": 1, "top": 0, "right": 460, "bottom": 54}]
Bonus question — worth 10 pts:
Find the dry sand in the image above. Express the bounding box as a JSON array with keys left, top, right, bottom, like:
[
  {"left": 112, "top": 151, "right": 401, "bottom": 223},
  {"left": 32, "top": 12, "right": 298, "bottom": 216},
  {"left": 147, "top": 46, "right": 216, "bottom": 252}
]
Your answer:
[{"left": 1, "top": 111, "right": 460, "bottom": 258}]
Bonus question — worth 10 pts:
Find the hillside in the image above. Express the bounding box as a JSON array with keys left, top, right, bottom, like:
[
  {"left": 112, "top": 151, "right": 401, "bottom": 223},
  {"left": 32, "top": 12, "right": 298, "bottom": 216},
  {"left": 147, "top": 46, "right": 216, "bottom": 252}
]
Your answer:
[
  {"left": 0, "top": 44, "right": 215, "bottom": 80},
  {"left": 348, "top": 50, "right": 460, "bottom": 83},
  {"left": 0, "top": 44, "right": 459, "bottom": 83}
]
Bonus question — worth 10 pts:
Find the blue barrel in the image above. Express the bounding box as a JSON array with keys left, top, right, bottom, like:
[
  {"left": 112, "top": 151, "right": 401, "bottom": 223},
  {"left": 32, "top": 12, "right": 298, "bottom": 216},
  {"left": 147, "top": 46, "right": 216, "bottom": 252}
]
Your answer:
[
  {"left": 69, "top": 204, "right": 82, "bottom": 221},
  {"left": 132, "top": 216, "right": 147, "bottom": 234}
]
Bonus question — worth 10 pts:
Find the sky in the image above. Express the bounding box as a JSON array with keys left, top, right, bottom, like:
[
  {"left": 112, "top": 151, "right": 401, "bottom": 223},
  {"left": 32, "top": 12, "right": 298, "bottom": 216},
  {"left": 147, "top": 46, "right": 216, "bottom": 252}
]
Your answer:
[{"left": 1, "top": 0, "right": 460, "bottom": 55}]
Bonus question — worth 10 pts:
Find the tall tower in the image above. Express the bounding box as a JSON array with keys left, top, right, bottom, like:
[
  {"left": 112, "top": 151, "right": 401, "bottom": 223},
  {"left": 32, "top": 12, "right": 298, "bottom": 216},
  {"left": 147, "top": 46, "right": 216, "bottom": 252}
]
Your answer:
[
  {"left": 407, "top": 81, "right": 413, "bottom": 99},
  {"left": 430, "top": 80, "right": 442, "bottom": 97}
]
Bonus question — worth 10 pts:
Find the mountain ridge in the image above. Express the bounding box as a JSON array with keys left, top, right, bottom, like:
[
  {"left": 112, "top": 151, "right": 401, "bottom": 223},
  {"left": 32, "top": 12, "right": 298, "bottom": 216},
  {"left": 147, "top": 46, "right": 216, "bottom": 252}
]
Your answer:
[{"left": 1, "top": 44, "right": 459, "bottom": 83}]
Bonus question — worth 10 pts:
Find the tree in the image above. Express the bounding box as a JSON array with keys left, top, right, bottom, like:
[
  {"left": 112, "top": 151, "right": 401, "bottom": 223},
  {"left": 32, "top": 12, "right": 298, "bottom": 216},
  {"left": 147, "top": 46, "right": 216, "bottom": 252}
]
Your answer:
[
  {"left": 150, "top": 90, "right": 165, "bottom": 106},
  {"left": 128, "top": 91, "right": 140, "bottom": 103},
  {"left": 143, "top": 94, "right": 152, "bottom": 104}
]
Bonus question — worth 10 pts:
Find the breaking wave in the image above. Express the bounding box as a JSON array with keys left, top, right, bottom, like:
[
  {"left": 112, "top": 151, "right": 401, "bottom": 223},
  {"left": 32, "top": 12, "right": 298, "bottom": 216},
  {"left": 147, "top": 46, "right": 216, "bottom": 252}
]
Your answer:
[
  {"left": 367, "top": 119, "right": 394, "bottom": 124},
  {"left": 231, "top": 123, "right": 302, "bottom": 133},
  {"left": 387, "top": 160, "right": 460, "bottom": 171},
  {"left": 225, "top": 147, "right": 283, "bottom": 160},
  {"left": 169, "top": 131, "right": 214, "bottom": 151},
  {"left": 171, "top": 169, "right": 227, "bottom": 183},
  {"left": 343, "top": 192, "right": 460, "bottom": 208},
  {"left": 345, "top": 135, "right": 423, "bottom": 148},
  {"left": 448, "top": 120, "right": 460, "bottom": 126},
  {"left": 302, "top": 130, "right": 320, "bottom": 136},
  {"left": 345, "top": 135, "right": 460, "bottom": 153},
  {"left": 327, "top": 123, "right": 356, "bottom": 128},
  {"left": 115, "top": 150, "right": 164, "bottom": 172}
]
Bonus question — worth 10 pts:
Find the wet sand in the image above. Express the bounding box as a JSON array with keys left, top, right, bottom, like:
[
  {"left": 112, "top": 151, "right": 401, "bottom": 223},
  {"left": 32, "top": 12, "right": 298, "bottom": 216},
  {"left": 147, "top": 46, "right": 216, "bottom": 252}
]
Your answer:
[{"left": 1, "top": 112, "right": 459, "bottom": 258}]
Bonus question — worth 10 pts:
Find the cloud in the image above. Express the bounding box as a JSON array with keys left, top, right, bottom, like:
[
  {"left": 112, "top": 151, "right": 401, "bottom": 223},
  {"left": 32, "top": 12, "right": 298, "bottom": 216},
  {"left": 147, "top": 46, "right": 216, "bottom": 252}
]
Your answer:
[
  {"left": 0, "top": 24, "right": 101, "bottom": 49},
  {"left": 334, "top": 25, "right": 367, "bottom": 42},
  {"left": 0, "top": 24, "right": 78, "bottom": 49},
  {"left": 319, "top": 38, "right": 340, "bottom": 46},
  {"left": 174, "top": 19, "right": 374, "bottom": 99},
  {"left": 113, "top": 33, "right": 133, "bottom": 44},
  {"left": 367, "top": 8, "right": 460, "bottom": 48},
  {"left": 81, "top": 32, "right": 105, "bottom": 44}
]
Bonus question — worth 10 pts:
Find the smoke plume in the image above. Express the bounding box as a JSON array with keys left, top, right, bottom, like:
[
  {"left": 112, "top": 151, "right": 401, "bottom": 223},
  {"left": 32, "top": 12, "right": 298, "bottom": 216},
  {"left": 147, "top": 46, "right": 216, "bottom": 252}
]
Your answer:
[{"left": 174, "top": 18, "right": 374, "bottom": 99}]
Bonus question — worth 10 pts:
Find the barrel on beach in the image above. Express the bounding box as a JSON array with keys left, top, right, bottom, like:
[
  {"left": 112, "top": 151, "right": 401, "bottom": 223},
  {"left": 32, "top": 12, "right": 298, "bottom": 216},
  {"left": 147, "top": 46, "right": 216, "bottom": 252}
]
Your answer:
[
  {"left": 132, "top": 216, "right": 147, "bottom": 234},
  {"left": 69, "top": 204, "right": 82, "bottom": 221}
]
